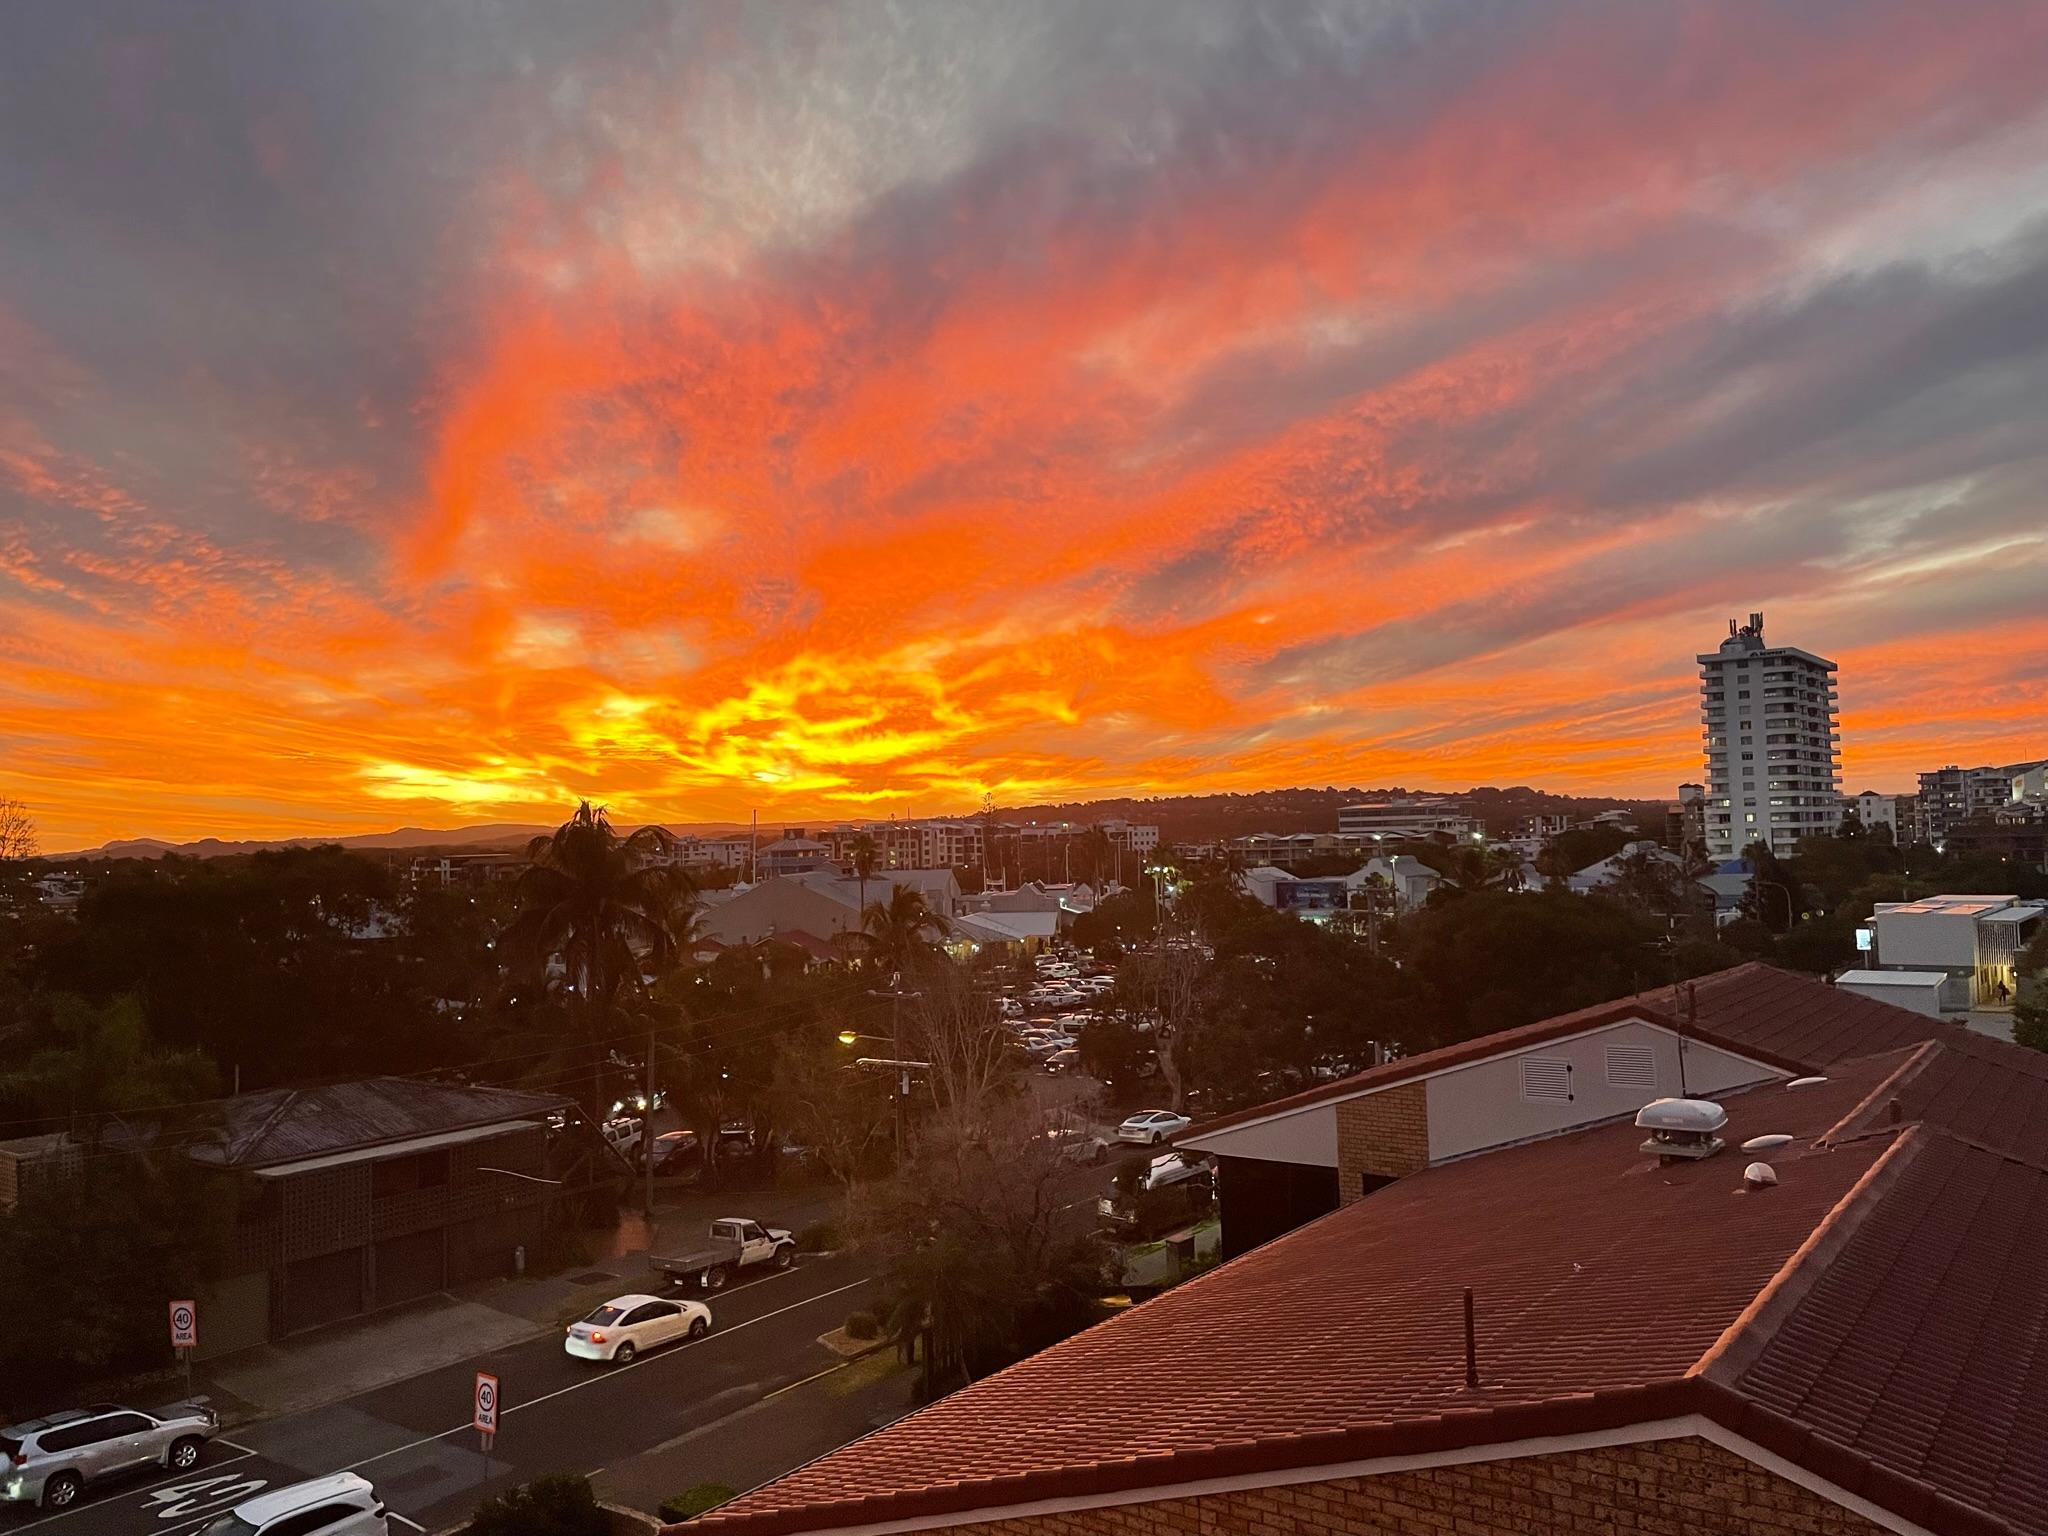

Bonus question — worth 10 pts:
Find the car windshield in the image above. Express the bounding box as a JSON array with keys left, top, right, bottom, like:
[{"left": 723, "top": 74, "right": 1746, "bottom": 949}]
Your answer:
[
  {"left": 195, "top": 1516, "right": 260, "bottom": 1536},
  {"left": 583, "top": 1305, "right": 626, "bottom": 1326}
]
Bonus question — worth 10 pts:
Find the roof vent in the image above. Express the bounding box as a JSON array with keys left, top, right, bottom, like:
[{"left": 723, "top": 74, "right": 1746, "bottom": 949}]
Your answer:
[
  {"left": 1786, "top": 1076, "right": 1828, "bottom": 1090},
  {"left": 1636, "top": 1097, "right": 1727, "bottom": 1163},
  {"left": 1742, "top": 1162, "right": 1779, "bottom": 1191},
  {"left": 1741, "top": 1133, "right": 1794, "bottom": 1152}
]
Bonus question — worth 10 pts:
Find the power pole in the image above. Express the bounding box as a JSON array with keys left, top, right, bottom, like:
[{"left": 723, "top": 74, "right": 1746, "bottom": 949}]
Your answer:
[{"left": 644, "top": 1024, "right": 656, "bottom": 1217}]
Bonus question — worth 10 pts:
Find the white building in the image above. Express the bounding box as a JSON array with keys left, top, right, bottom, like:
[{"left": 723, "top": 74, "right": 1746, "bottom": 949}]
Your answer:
[
  {"left": 1336, "top": 798, "right": 1480, "bottom": 843},
  {"left": 1698, "top": 611, "right": 1839, "bottom": 860},
  {"left": 1863, "top": 894, "right": 2044, "bottom": 1012},
  {"left": 1851, "top": 790, "right": 1898, "bottom": 838},
  {"left": 1915, "top": 764, "right": 2020, "bottom": 848}
]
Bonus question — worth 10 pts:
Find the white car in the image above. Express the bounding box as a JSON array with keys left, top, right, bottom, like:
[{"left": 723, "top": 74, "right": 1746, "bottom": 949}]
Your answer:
[
  {"left": 565, "top": 1292, "right": 712, "bottom": 1364},
  {"left": 1118, "top": 1110, "right": 1192, "bottom": 1144},
  {"left": 195, "top": 1475, "right": 388, "bottom": 1536}
]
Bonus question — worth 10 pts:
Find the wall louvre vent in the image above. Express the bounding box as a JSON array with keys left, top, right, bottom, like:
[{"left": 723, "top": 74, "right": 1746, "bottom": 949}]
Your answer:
[
  {"left": 1520, "top": 1057, "right": 1573, "bottom": 1104},
  {"left": 1605, "top": 1044, "right": 1658, "bottom": 1090}
]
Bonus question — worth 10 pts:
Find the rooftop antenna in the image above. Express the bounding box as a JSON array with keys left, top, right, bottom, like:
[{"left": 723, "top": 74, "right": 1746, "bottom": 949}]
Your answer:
[
  {"left": 1680, "top": 981, "right": 1698, "bottom": 1098},
  {"left": 1462, "top": 1287, "right": 1478, "bottom": 1389}
]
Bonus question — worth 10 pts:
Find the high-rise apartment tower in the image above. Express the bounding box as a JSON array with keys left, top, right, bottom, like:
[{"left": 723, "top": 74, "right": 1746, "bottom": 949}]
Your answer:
[{"left": 1698, "top": 612, "right": 1839, "bottom": 860}]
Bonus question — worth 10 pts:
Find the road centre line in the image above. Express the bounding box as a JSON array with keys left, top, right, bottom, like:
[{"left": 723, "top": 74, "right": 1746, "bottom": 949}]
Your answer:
[{"left": 338, "top": 1277, "right": 876, "bottom": 1475}]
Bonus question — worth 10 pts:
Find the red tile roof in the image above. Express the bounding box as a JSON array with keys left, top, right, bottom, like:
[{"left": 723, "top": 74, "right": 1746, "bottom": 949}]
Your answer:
[
  {"left": 699, "top": 1057, "right": 2039, "bottom": 1535},
  {"left": 695, "top": 968, "right": 2048, "bottom": 1536},
  {"left": 1180, "top": 962, "right": 1955, "bottom": 1144},
  {"left": 1724, "top": 1131, "right": 2048, "bottom": 1536}
]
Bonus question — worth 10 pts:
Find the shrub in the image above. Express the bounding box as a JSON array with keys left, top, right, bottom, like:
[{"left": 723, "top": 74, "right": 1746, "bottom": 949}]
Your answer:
[
  {"left": 469, "top": 1475, "right": 607, "bottom": 1536},
  {"left": 796, "top": 1220, "right": 841, "bottom": 1253},
  {"left": 843, "top": 1309, "right": 880, "bottom": 1340},
  {"left": 658, "top": 1484, "right": 737, "bottom": 1522}
]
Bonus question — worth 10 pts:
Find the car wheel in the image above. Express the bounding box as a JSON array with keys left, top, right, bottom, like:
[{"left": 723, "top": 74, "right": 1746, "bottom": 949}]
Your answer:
[
  {"left": 689, "top": 1316, "right": 710, "bottom": 1339},
  {"left": 1151, "top": 1130, "right": 1163, "bottom": 1144},
  {"left": 706, "top": 1264, "right": 733, "bottom": 1292},
  {"left": 168, "top": 1437, "right": 203, "bottom": 1471},
  {"left": 774, "top": 1245, "right": 794, "bottom": 1270},
  {"left": 613, "top": 1340, "right": 637, "bottom": 1365},
  {"left": 42, "top": 1473, "right": 83, "bottom": 1510}
]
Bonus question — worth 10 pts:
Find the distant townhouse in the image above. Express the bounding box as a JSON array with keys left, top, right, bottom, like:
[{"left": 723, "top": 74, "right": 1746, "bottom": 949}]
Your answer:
[{"left": 757, "top": 829, "right": 833, "bottom": 877}]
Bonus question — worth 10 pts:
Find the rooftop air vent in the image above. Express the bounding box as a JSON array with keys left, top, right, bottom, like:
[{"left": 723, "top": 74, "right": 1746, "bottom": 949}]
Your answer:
[
  {"left": 1786, "top": 1076, "right": 1828, "bottom": 1090},
  {"left": 1636, "top": 1097, "right": 1727, "bottom": 1163},
  {"left": 1741, "top": 1133, "right": 1794, "bottom": 1152},
  {"left": 1742, "top": 1162, "right": 1779, "bottom": 1190}
]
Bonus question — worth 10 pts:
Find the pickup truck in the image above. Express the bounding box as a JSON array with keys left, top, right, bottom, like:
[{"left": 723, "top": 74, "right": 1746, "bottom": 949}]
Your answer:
[{"left": 651, "top": 1217, "right": 797, "bottom": 1291}]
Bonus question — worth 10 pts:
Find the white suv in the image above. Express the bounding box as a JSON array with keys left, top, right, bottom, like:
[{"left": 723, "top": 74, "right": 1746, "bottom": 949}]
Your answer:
[{"left": 196, "top": 1473, "right": 390, "bottom": 1536}]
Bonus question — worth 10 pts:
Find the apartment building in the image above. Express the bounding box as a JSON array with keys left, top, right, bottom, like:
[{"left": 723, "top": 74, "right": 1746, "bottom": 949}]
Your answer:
[
  {"left": 820, "top": 819, "right": 985, "bottom": 872},
  {"left": 1335, "top": 797, "right": 1480, "bottom": 843},
  {"left": 1698, "top": 611, "right": 1839, "bottom": 859},
  {"left": 1917, "top": 763, "right": 2021, "bottom": 848}
]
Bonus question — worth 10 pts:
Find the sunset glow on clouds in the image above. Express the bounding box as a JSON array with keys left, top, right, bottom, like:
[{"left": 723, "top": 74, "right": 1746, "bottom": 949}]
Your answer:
[{"left": 4, "top": 1, "right": 2048, "bottom": 849}]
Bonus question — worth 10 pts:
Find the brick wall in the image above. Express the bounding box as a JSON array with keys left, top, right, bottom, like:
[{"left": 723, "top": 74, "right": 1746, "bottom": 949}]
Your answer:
[
  {"left": 1336, "top": 1082, "right": 1429, "bottom": 1197},
  {"left": 948, "top": 1437, "right": 1887, "bottom": 1536}
]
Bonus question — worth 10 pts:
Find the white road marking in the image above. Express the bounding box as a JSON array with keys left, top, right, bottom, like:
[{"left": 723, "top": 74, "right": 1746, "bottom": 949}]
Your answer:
[
  {"left": 338, "top": 1276, "right": 877, "bottom": 1475},
  {"left": 8, "top": 1450, "right": 256, "bottom": 1534},
  {"left": 387, "top": 1514, "right": 428, "bottom": 1532}
]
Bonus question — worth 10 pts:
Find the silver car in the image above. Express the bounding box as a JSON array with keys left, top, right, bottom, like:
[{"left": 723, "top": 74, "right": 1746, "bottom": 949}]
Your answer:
[{"left": 1, "top": 1400, "right": 219, "bottom": 1509}]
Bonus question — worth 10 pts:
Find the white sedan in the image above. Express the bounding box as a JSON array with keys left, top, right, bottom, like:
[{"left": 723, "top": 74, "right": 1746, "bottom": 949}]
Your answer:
[
  {"left": 1118, "top": 1110, "right": 1192, "bottom": 1145},
  {"left": 565, "top": 1293, "right": 711, "bottom": 1364}
]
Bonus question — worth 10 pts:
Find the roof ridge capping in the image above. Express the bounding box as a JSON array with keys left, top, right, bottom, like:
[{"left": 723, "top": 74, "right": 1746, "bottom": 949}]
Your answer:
[{"left": 1690, "top": 1122, "right": 1924, "bottom": 1388}]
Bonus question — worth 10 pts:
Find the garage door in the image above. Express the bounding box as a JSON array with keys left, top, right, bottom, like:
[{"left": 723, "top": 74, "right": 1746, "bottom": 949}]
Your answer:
[
  {"left": 282, "top": 1247, "right": 365, "bottom": 1335},
  {"left": 373, "top": 1229, "right": 445, "bottom": 1308}
]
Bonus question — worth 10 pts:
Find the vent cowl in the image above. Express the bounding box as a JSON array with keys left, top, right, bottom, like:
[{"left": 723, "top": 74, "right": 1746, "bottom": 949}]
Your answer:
[{"left": 1636, "top": 1097, "right": 1728, "bottom": 1162}]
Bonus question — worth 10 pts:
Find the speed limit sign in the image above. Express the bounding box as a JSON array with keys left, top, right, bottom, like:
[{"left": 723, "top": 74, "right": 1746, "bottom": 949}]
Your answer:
[
  {"left": 169, "top": 1301, "right": 198, "bottom": 1350},
  {"left": 473, "top": 1372, "right": 499, "bottom": 1434}
]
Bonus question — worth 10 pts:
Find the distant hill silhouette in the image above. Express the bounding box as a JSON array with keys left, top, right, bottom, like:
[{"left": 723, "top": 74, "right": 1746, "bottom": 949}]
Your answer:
[{"left": 50, "top": 785, "right": 1671, "bottom": 860}]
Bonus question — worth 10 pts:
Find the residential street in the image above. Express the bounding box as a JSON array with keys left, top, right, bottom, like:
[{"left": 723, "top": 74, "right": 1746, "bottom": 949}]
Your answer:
[{"left": 3, "top": 1255, "right": 877, "bottom": 1536}]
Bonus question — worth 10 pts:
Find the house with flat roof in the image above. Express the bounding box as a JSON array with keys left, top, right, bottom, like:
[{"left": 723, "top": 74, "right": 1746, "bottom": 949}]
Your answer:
[
  {"left": 689, "top": 967, "right": 2048, "bottom": 1536},
  {"left": 1865, "top": 893, "right": 2045, "bottom": 1010}
]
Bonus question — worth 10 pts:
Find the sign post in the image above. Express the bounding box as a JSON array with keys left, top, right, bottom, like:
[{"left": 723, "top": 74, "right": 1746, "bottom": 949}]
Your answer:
[
  {"left": 473, "top": 1371, "right": 499, "bottom": 1487},
  {"left": 169, "top": 1300, "right": 198, "bottom": 1398}
]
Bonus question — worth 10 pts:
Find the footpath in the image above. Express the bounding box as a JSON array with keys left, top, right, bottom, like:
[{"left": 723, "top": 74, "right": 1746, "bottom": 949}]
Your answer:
[{"left": 199, "top": 1185, "right": 844, "bottom": 1422}]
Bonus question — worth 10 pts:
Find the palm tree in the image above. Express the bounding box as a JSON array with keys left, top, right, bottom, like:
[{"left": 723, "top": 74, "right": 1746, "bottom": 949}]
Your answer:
[
  {"left": 860, "top": 883, "right": 952, "bottom": 977},
  {"left": 503, "top": 802, "right": 693, "bottom": 1113},
  {"left": 850, "top": 832, "right": 879, "bottom": 921}
]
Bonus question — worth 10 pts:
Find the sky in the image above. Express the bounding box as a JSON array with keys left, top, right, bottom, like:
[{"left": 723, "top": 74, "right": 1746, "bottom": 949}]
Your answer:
[{"left": 4, "top": 1, "right": 2048, "bottom": 851}]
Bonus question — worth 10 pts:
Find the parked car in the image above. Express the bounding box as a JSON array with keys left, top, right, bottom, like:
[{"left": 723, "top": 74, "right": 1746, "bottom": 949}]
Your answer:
[
  {"left": 651, "top": 1216, "right": 797, "bottom": 1291},
  {"left": 1138, "top": 1150, "right": 1215, "bottom": 1191},
  {"left": 2, "top": 1401, "right": 219, "bottom": 1509},
  {"left": 643, "top": 1130, "right": 703, "bottom": 1178},
  {"left": 565, "top": 1292, "right": 712, "bottom": 1364},
  {"left": 1044, "top": 1047, "right": 1083, "bottom": 1074},
  {"left": 601, "top": 1115, "right": 644, "bottom": 1161},
  {"left": 1044, "top": 1124, "right": 1112, "bottom": 1164},
  {"left": 1117, "top": 1110, "right": 1192, "bottom": 1144},
  {"left": 194, "top": 1474, "right": 389, "bottom": 1536}
]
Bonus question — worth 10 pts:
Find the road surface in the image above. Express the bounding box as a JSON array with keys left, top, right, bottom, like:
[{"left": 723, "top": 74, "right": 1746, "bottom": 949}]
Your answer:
[{"left": 6, "top": 1255, "right": 876, "bottom": 1536}]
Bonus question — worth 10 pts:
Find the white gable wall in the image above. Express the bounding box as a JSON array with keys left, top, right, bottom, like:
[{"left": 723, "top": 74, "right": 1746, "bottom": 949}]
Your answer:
[{"left": 1424, "top": 1018, "right": 1786, "bottom": 1164}]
